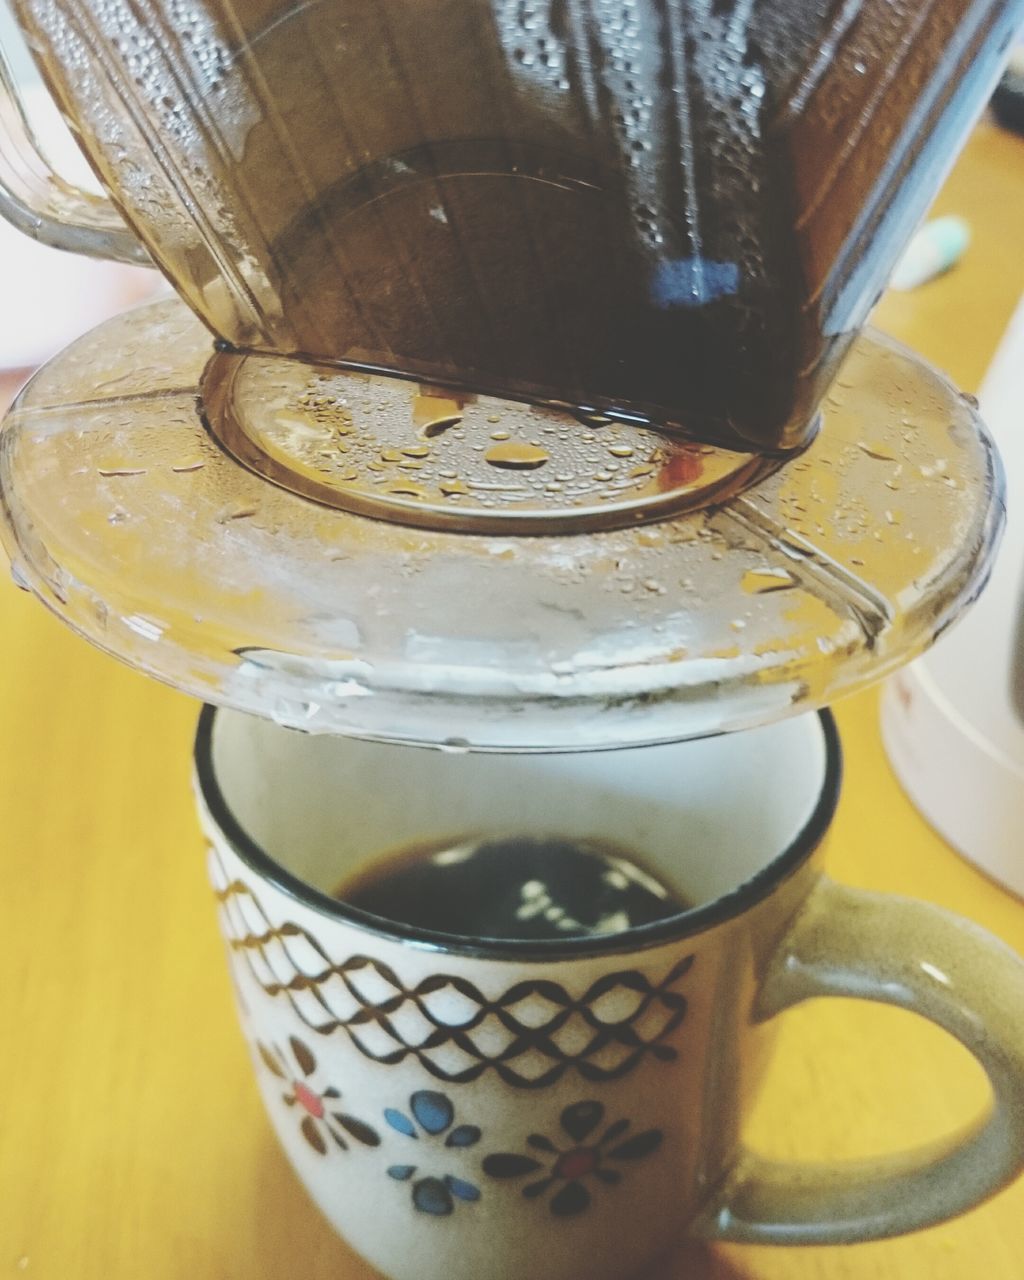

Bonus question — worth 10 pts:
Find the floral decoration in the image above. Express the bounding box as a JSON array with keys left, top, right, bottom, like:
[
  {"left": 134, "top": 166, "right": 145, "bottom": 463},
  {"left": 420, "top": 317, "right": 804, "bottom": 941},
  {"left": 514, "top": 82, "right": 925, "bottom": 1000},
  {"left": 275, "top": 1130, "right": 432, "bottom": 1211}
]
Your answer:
[
  {"left": 482, "top": 1100, "right": 662, "bottom": 1216},
  {"left": 255, "top": 1036, "right": 381, "bottom": 1155},
  {"left": 384, "top": 1090, "right": 482, "bottom": 1215}
]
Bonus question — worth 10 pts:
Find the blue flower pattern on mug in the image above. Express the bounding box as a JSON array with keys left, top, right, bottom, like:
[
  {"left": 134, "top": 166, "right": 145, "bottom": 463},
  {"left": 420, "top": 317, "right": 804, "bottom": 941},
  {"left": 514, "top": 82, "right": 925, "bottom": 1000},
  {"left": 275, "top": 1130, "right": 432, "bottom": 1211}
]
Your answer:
[
  {"left": 482, "top": 1100, "right": 662, "bottom": 1216},
  {"left": 385, "top": 1091, "right": 483, "bottom": 1215}
]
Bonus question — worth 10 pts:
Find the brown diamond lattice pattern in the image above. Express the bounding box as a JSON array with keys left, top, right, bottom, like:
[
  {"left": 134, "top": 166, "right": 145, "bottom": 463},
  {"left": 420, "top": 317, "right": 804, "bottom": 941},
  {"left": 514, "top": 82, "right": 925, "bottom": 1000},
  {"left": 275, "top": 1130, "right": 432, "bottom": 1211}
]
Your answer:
[{"left": 213, "top": 857, "right": 694, "bottom": 1089}]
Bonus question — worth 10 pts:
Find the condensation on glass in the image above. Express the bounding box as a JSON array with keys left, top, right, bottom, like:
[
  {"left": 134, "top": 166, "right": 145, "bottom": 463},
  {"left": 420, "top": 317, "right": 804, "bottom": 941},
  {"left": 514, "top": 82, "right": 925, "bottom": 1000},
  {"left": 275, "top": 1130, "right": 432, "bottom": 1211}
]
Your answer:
[
  {"left": 0, "top": 300, "right": 1004, "bottom": 750},
  {"left": 6, "top": 0, "right": 1023, "bottom": 450}
]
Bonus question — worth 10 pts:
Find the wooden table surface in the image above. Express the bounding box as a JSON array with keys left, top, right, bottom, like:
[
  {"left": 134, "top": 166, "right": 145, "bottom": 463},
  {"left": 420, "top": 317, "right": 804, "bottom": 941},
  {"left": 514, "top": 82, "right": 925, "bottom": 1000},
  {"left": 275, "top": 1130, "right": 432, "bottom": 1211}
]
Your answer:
[{"left": 2, "top": 121, "right": 1024, "bottom": 1280}]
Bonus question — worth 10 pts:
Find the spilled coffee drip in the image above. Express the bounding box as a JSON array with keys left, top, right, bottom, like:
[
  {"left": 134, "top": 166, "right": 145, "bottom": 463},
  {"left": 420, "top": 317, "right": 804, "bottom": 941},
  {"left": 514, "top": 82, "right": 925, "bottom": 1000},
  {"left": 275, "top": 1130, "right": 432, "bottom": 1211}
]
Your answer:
[{"left": 333, "top": 835, "right": 692, "bottom": 942}]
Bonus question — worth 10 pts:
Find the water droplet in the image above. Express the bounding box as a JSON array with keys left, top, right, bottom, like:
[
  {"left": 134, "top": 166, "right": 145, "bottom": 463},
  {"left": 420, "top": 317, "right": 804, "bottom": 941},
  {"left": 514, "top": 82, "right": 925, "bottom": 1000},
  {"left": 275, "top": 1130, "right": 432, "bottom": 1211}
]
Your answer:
[
  {"left": 485, "top": 442, "right": 550, "bottom": 470},
  {"left": 414, "top": 393, "right": 463, "bottom": 436},
  {"left": 439, "top": 479, "right": 470, "bottom": 496},
  {"left": 857, "top": 441, "right": 897, "bottom": 462},
  {"left": 387, "top": 482, "right": 430, "bottom": 499},
  {"left": 401, "top": 444, "right": 430, "bottom": 459},
  {"left": 742, "top": 568, "right": 797, "bottom": 594},
  {"left": 440, "top": 737, "right": 471, "bottom": 755},
  {"left": 608, "top": 444, "right": 634, "bottom": 458}
]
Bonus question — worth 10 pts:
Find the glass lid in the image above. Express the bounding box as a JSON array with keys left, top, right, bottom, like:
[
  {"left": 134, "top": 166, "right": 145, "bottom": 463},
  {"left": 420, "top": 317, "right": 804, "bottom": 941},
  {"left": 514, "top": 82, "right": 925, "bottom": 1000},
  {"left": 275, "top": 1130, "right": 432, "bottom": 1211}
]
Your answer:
[{"left": 0, "top": 297, "right": 1003, "bottom": 751}]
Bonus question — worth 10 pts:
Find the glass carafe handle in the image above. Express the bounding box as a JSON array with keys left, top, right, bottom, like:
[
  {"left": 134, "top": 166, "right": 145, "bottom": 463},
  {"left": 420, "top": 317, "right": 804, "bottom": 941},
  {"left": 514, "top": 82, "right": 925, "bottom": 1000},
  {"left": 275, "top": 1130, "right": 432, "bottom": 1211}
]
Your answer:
[{"left": 0, "top": 42, "right": 149, "bottom": 264}]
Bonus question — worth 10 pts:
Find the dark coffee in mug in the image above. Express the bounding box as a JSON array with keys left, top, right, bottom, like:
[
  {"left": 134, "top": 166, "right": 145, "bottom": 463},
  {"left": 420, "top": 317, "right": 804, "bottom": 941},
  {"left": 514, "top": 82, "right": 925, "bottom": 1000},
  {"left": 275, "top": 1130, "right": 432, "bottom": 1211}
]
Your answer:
[{"left": 333, "top": 835, "right": 691, "bottom": 941}]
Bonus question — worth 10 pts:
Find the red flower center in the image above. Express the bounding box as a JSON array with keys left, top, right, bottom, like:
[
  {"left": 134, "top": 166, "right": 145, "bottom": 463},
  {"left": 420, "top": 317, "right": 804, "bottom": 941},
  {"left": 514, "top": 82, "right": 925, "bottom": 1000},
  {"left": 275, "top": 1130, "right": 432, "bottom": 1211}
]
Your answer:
[
  {"left": 294, "top": 1081, "right": 325, "bottom": 1118},
  {"left": 555, "top": 1147, "right": 599, "bottom": 1181}
]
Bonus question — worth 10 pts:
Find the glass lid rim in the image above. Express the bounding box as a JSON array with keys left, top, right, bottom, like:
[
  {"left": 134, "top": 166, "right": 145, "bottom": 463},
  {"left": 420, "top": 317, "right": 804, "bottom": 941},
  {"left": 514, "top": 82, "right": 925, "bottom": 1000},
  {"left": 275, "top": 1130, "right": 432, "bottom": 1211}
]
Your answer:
[{"left": 0, "top": 299, "right": 1005, "bottom": 751}]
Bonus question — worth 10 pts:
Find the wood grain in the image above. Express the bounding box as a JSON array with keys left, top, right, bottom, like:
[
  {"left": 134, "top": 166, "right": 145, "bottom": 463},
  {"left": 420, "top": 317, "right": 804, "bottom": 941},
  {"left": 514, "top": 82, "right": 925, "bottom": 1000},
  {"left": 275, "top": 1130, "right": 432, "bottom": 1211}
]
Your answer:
[{"left": 2, "top": 120, "right": 1024, "bottom": 1279}]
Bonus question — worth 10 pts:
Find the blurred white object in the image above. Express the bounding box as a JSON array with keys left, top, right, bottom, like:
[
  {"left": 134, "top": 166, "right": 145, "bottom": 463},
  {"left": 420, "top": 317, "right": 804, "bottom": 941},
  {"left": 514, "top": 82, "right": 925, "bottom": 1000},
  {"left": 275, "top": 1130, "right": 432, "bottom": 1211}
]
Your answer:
[
  {"left": 882, "top": 296, "right": 1024, "bottom": 897},
  {"left": 0, "top": 85, "right": 159, "bottom": 370},
  {"left": 890, "top": 216, "right": 971, "bottom": 291}
]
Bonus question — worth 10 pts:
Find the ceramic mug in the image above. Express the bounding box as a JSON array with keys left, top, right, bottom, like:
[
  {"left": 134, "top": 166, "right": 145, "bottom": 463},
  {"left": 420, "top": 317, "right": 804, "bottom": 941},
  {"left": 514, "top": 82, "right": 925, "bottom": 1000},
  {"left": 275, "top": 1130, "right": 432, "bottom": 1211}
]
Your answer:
[{"left": 195, "top": 706, "right": 1024, "bottom": 1280}]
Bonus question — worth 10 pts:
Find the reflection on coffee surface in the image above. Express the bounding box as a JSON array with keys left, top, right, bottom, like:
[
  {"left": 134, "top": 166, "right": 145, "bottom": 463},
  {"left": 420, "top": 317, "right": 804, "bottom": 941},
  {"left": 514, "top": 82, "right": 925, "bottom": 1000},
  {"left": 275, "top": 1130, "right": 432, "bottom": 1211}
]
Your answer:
[
  {"left": 18, "top": 0, "right": 1000, "bottom": 449},
  {"left": 333, "top": 835, "right": 691, "bottom": 941}
]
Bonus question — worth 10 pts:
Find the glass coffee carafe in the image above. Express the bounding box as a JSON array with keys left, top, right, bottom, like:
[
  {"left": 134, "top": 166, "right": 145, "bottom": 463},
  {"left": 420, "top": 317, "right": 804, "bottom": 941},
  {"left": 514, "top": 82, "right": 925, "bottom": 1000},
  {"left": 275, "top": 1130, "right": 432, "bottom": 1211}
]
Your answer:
[{"left": 1, "top": 0, "right": 1021, "bottom": 452}]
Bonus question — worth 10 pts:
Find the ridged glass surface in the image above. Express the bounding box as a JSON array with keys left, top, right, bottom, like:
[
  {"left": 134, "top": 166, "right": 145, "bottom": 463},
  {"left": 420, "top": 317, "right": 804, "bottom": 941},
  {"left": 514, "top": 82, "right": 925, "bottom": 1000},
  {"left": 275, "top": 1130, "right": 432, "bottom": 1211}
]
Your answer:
[
  {"left": 0, "top": 299, "right": 1004, "bottom": 750},
  {"left": 11, "top": 0, "right": 1024, "bottom": 448}
]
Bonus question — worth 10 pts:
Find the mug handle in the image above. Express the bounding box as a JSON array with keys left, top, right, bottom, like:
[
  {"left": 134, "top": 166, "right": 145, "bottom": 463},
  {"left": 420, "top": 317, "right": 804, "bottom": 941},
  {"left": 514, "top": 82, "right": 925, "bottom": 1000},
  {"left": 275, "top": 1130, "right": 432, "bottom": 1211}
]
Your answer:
[
  {"left": 0, "top": 40, "right": 149, "bottom": 263},
  {"left": 696, "top": 877, "right": 1024, "bottom": 1244}
]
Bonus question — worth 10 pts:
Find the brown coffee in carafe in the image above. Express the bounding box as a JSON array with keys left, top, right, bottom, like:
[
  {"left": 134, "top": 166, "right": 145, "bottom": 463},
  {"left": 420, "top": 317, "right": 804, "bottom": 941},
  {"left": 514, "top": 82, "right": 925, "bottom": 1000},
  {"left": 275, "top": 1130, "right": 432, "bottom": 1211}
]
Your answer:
[{"left": 17, "top": 0, "right": 1018, "bottom": 448}]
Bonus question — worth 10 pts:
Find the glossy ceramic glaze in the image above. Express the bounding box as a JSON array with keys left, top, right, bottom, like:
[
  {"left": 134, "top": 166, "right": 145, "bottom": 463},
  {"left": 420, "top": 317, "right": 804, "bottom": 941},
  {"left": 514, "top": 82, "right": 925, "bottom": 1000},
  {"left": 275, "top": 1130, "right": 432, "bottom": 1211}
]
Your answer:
[{"left": 195, "top": 708, "right": 1024, "bottom": 1279}]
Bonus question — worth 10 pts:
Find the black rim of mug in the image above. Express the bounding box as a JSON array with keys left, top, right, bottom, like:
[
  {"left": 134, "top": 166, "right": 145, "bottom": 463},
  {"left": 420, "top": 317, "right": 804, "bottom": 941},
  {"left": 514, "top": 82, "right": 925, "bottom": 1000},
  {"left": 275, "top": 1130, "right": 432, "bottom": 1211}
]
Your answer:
[{"left": 193, "top": 705, "right": 842, "bottom": 960}]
